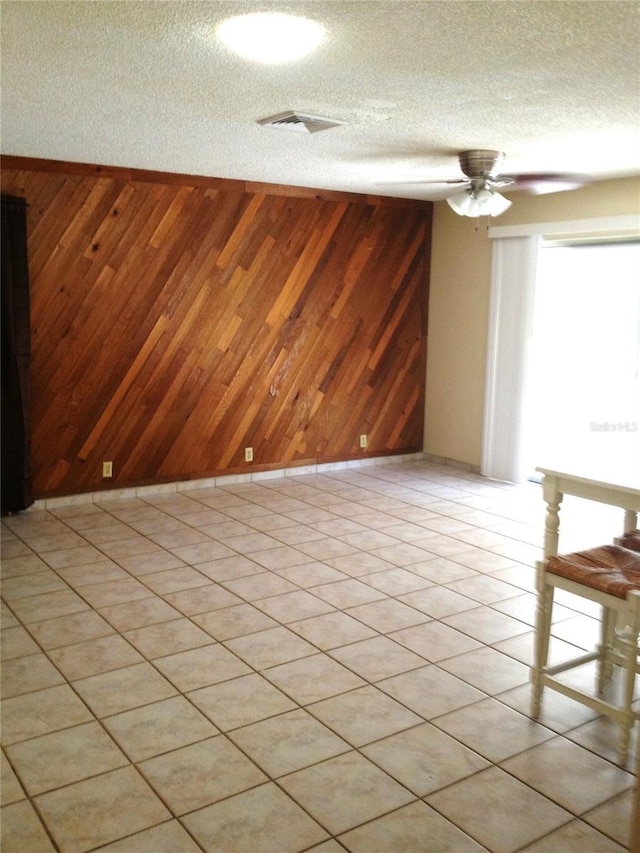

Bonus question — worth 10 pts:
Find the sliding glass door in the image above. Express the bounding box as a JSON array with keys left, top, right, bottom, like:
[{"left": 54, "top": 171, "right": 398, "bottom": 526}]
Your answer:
[{"left": 528, "top": 240, "right": 640, "bottom": 480}]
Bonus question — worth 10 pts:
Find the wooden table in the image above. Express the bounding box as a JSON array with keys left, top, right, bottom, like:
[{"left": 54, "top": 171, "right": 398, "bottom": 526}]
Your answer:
[
  {"left": 537, "top": 466, "right": 640, "bottom": 851},
  {"left": 537, "top": 466, "right": 640, "bottom": 558}
]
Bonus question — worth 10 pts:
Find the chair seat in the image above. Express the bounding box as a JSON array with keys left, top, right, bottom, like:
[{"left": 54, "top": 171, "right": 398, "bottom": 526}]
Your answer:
[{"left": 547, "top": 544, "right": 640, "bottom": 599}]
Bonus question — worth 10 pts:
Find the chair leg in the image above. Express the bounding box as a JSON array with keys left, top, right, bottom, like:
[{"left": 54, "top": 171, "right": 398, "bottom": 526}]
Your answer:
[
  {"left": 617, "top": 621, "right": 639, "bottom": 765},
  {"left": 597, "top": 606, "right": 615, "bottom": 693},
  {"left": 532, "top": 564, "right": 554, "bottom": 719}
]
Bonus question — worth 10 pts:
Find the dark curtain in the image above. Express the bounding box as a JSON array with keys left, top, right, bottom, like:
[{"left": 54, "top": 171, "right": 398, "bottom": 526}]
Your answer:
[{"left": 1, "top": 194, "right": 33, "bottom": 514}]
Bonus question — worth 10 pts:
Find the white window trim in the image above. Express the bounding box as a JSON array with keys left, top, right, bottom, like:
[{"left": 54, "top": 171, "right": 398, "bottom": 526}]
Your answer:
[{"left": 488, "top": 214, "right": 640, "bottom": 240}]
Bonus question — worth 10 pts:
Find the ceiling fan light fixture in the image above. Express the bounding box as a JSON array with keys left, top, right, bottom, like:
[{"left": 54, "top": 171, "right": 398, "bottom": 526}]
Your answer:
[
  {"left": 446, "top": 189, "right": 476, "bottom": 216},
  {"left": 447, "top": 188, "right": 512, "bottom": 218}
]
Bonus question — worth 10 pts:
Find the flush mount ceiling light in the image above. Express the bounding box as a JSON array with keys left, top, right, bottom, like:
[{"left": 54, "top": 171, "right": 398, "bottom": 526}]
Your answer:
[{"left": 216, "top": 13, "right": 325, "bottom": 64}]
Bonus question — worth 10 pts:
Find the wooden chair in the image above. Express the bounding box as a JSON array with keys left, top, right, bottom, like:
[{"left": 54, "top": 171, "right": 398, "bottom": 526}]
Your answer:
[
  {"left": 531, "top": 544, "right": 640, "bottom": 764},
  {"left": 616, "top": 530, "right": 640, "bottom": 553}
]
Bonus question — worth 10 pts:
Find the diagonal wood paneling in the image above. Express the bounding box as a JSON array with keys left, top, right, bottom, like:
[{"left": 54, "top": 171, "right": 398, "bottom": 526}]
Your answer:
[{"left": 1, "top": 158, "right": 431, "bottom": 497}]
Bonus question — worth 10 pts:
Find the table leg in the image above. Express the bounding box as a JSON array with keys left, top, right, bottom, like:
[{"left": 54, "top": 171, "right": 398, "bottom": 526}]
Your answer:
[{"left": 543, "top": 491, "right": 562, "bottom": 558}]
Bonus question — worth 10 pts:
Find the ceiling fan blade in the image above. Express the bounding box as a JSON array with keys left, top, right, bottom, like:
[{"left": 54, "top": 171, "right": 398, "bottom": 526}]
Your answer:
[
  {"left": 376, "top": 178, "right": 469, "bottom": 187},
  {"left": 503, "top": 173, "right": 591, "bottom": 194}
]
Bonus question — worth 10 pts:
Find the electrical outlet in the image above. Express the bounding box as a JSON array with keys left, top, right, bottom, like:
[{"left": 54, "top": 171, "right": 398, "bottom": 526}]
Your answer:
[
  {"left": 359, "top": 434, "right": 368, "bottom": 449},
  {"left": 102, "top": 461, "right": 113, "bottom": 478},
  {"left": 245, "top": 447, "right": 254, "bottom": 462}
]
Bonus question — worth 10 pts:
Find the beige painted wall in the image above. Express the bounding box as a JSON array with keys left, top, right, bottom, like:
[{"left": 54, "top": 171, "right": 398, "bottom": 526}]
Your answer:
[{"left": 425, "top": 176, "right": 640, "bottom": 468}]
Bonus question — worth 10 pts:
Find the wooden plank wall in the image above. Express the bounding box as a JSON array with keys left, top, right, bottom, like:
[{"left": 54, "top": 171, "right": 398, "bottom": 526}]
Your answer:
[{"left": 1, "top": 157, "right": 432, "bottom": 498}]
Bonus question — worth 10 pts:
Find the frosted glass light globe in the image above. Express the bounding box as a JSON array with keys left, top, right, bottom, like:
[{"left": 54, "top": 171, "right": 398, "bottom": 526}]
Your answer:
[{"left": 216, "top": 13, "right": 326, "bottom": 64}]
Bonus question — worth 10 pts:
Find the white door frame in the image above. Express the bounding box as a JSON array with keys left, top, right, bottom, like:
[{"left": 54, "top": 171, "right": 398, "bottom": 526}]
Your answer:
[{"left": 481, "top": 215, "right": 640, "bottom": 483}]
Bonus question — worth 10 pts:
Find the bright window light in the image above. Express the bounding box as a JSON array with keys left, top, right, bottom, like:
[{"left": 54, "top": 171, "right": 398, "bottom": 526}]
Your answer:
[{"left": 216, "top": 13, "right": 325, "bottom": 64}]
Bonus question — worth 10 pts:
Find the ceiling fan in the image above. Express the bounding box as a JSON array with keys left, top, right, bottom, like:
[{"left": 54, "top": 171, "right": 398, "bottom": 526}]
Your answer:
[{"left": 407, "top": 150, "right": 590, "bottom": 218}]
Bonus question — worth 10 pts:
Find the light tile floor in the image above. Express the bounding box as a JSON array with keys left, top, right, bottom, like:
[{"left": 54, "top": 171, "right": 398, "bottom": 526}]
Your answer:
[{"left": 1, "top": 460, "right": 636, "bottom": 852}]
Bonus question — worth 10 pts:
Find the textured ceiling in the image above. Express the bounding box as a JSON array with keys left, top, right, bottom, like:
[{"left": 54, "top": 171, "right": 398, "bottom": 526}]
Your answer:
[{"left": 2, "top": 0, "right": 640, "bottom": 199}]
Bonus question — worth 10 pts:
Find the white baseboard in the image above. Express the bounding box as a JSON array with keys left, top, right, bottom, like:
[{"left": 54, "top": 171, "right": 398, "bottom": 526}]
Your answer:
[{"left": 33, "top": 453, "right": 426, "bottom": 510}]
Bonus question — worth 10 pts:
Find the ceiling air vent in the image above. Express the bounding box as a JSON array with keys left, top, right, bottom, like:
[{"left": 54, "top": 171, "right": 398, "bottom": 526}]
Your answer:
[{"left": 257, "top": 110, "right": 345, "bottom": 133}]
